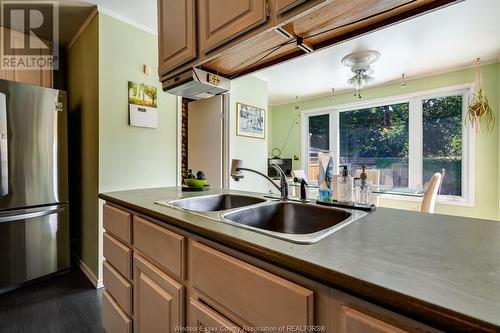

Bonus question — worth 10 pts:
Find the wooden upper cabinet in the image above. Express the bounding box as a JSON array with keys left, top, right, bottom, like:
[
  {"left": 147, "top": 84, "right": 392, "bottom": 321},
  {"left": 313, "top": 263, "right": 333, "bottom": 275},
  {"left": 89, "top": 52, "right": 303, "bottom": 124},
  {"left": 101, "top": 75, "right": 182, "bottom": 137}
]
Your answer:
[
  {"left": 0, "top": 28, "right": 53, "bottom": 88},
  {"left": 274, "top": 0, "right": 327, "bottom": 24},
  {"left": 158, "top": 0, "right": 197, "bottom": 75},
  {"left": 275, "top": 0, "right": 306, "bottom": 15},
  {"left": 198, "top": 0, "right": 268, "bottom": 54}
]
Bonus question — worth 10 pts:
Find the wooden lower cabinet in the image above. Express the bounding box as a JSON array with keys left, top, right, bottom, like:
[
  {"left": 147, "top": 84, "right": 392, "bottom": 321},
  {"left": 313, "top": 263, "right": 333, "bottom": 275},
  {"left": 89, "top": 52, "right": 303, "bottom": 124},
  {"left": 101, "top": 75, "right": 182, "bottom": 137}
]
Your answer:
[
  {"left": 133, "top": 216, "right": 185, "bottom": 280},
  {"left": 188, "top": 298, "right": 241, "bottom": 332},
  {"left": 331, "top": 290, "right": 442, "bottom": 333},
  {"left": 102, "top": 291, "right": 132, "bottom": 333},
  {"left": 102, "top": 202, "right": 443, "bottom": 333},
  {"left": 133, "top": 254, "right": 184, "bottom": 333},
  {"left": 189, "top": 240, "right": 314, "bottom": 329},
  {"left": 103, "top": 204, "right": 132, "bottom": 244},
  {"left": 337, "top": 305, "right": 409, "bottom": 333},
  {"left": 103, "top": 261, "right": 133, "bottom": 316}
]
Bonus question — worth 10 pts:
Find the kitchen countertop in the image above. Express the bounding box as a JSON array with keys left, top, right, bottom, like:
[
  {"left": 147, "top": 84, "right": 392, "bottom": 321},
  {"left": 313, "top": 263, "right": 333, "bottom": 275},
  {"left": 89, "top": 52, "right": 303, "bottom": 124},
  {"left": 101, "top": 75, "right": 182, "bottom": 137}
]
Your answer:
[{"left": 99, "top": 187, "right": 500, "bottom": 332}]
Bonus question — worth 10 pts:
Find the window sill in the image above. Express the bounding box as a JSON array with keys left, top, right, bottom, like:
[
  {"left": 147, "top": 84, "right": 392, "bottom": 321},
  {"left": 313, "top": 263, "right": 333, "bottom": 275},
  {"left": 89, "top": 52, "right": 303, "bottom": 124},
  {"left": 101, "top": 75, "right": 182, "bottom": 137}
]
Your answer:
[{"left": 375, "top": 193, "right": 475, "bottom": 208}]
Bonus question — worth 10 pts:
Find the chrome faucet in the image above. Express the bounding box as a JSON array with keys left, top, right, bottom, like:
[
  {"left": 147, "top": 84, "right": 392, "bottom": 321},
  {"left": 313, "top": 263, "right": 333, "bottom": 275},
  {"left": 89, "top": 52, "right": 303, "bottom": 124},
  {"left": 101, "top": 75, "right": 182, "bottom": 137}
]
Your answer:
[{"left": 230, "top": 159, "right": 289, "bottom": 200}]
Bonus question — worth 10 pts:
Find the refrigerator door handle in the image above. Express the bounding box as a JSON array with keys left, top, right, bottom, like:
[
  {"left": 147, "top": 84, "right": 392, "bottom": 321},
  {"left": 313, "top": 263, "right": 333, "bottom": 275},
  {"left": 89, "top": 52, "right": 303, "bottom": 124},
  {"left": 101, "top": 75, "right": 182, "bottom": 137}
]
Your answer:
[
  {"left": 0, "top": 205, "right": 64, "bottom": 224},
  {"left": 0, "top": 92, "right": 7, "bottom": 196}
]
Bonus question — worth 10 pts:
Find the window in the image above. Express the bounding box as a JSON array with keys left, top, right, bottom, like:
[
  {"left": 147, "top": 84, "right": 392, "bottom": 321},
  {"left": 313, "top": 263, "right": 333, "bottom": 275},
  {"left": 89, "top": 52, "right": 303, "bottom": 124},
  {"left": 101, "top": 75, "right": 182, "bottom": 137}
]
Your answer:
[
  {"left": 422, "top": 95, "right": 462, "bottom": 196},
  {"left": 302, "top": 85, "right": 473, "bottom": 203},
  {"left": 308, "top": 114, "right": 329, "bottom": 182},
  {"left": 339, "top": 102, "right": 409, "bottom": 188}
]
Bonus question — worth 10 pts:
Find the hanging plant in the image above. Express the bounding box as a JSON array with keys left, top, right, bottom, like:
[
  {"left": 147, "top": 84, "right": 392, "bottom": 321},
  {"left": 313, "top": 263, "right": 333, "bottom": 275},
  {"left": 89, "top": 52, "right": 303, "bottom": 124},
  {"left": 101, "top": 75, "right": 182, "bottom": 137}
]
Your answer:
[{"left": 466, "top": 58, "right": 495, "bottom": 134}]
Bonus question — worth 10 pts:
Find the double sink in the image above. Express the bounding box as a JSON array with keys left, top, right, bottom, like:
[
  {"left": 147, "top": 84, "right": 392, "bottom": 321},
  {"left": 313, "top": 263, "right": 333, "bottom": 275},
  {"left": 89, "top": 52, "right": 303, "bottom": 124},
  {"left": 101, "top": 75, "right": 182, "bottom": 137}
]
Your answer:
[{"left": 156, "top": 193, "right": 367, "bottom": 244}]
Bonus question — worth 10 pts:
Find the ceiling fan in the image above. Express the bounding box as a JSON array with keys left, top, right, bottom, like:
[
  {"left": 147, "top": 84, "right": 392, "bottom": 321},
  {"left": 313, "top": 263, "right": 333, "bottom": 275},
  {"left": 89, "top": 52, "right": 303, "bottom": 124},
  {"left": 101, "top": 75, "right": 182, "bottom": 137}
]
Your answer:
[{"left": 341, "top": 50, "right": 380, "bottom": 98}]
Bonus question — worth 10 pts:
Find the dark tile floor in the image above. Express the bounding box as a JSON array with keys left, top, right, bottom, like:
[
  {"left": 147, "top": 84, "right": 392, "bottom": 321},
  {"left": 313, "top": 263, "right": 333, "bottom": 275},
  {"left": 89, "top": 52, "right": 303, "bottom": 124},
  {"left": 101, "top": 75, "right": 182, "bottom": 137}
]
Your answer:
[{"left": 0, "top": 267, "right": 105, "bottom": 333}]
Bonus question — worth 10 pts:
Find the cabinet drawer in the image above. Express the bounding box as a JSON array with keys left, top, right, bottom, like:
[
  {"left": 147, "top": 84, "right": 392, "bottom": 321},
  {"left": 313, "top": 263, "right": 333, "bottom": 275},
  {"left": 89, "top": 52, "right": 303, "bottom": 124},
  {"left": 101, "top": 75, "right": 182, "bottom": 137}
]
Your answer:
[
  {"left": 339, "top": 305, "right": 409, "bottom": 333},
  {"left": 190, "top": 241, "right": 314, "bottom": 328},
  {"left": 188, "top": 298, "right": 241, "bottom": 332},
  {"left": 103, "top": 232, "right": 132, "bottom": 280},
  {"left": 331, "top": 290, "right": 443, "bottom": 333},
  {"left": 103, "top": 261, "right": 132, "bottom": 316},
  {"left": 102, "top": 291, "right": 132, "bottom": 333},
  {"left": 103, "top": 204, "right": 131, "bottom": 244},
  {"left": 134, "top": 216, "right": 185, "bottom": 279}
]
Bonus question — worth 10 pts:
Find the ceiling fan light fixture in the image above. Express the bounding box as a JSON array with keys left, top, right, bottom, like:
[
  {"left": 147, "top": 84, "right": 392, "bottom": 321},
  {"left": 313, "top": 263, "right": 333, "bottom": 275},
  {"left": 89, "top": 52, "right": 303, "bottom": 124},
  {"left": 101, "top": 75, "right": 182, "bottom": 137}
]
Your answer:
[{"left": 342, "top": 50, "right": 380, "bottom": 98}]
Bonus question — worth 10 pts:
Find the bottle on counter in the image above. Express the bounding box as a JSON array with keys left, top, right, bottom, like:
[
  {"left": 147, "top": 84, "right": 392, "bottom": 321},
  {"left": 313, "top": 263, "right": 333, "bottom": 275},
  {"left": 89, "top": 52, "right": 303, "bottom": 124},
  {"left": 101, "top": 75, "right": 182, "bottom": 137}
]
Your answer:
[
  {"left": 337, "top": 165, "right": 353, "bottom": 204},
  {"left": 358, "top": 165, "right": 372, "bottom": 205},
  {"left": 318, "top": 151, "right": 334, "bottom": 202}
]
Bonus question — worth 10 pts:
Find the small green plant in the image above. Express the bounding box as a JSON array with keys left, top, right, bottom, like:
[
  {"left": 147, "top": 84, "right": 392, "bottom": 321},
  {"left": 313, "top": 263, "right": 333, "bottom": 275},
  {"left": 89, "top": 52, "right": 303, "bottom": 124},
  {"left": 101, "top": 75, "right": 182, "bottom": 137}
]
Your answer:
[{"left": 466, "top": 59, "right": 495, "bottom": 134}]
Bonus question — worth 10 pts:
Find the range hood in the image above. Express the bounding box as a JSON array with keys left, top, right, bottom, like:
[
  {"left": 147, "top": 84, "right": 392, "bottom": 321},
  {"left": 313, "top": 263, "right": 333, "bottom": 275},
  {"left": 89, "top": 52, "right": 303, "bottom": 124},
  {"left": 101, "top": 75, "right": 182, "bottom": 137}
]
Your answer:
[{"left": 163, "top": 68, "right": 231, "bottom": 100}]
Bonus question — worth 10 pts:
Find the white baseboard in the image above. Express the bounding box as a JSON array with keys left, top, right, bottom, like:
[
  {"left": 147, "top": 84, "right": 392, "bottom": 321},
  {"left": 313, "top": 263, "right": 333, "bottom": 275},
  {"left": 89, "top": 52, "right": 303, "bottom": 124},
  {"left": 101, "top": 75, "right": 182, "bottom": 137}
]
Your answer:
[{"left": 74, "top": 254, "right": 104, "bottom": 289}]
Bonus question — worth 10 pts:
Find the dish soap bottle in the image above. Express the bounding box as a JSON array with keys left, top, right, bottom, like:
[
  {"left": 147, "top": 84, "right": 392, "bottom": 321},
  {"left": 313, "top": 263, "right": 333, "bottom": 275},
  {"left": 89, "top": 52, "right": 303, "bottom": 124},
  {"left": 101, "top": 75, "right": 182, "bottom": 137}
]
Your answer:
[{"left": 337, "top": 165, "right": 353, "bottom": 204}]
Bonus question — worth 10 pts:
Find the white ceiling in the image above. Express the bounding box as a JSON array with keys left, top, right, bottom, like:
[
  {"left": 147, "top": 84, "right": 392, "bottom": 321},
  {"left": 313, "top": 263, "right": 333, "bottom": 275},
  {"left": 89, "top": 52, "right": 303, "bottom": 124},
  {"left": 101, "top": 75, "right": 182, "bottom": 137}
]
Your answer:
[{"left": 253, "top": 0, "right": 500, "bottom": 105}]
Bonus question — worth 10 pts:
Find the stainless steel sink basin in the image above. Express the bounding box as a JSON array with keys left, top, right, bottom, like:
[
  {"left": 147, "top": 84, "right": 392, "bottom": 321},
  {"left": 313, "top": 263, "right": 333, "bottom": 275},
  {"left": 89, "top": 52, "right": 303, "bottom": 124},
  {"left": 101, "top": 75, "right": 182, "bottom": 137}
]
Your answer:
[
  {"left": 161, "top": 194, "right": 267, "bottom": 212},
  {"left": 221, "top": 201, "right": 367, "bottom": 244}
]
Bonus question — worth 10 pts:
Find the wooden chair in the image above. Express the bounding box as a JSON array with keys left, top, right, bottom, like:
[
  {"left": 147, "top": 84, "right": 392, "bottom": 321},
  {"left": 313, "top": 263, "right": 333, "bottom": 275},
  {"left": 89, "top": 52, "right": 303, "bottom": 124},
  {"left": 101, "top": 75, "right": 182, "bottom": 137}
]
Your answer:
[{"left": 421, "top": 173, "right": 442, "bottom": 213}]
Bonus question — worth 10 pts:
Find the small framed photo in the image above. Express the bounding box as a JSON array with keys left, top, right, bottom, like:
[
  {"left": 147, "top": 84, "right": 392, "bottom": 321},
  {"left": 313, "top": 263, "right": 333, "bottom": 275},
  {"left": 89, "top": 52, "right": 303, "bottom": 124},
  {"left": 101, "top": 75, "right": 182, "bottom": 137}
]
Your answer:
[{"left": 236, "top": 102, "right": 265, "bottom": 139}]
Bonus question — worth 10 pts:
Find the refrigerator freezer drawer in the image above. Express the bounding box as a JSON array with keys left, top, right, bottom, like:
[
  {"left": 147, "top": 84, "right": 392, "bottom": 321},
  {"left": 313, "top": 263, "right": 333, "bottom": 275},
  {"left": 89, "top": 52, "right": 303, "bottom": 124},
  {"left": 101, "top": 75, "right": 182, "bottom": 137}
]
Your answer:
[{"left": 0, "top": 204, "right": 70, "bottom": 290}]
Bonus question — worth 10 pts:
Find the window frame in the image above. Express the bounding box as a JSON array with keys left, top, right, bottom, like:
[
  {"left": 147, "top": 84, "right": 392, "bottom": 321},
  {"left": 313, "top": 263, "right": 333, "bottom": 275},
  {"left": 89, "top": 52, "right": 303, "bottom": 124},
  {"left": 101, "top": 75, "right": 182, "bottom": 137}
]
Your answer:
[{"left": 300, "top": 83, "right": 475, "bottom": 206}]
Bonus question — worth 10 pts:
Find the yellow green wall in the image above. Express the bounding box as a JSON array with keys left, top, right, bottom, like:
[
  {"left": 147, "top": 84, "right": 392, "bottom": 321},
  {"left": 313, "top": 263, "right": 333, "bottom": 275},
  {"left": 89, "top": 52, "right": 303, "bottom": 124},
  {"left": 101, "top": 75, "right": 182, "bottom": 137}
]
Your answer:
[
  {"left": 98, "top": 14, "right": 177, "bottom": 193},
  {"left": 67, "top": 13, "right": 178, "bottom": 280},
  {"left": 268, "top": 63, "right": 500, "bottom": 220},
  {"left": 67, "top": 15, "right": 100, "bottom": 275},
  {"left": 229, "top": 76, "right": 269, "bottom": 193}
]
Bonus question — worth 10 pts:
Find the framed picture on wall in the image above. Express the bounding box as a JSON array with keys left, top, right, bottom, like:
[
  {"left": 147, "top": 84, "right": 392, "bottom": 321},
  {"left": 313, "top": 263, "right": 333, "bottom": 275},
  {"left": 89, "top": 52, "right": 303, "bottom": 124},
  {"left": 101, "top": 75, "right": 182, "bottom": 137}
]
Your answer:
[{"left": 236, "top": 102, "right": 265, "bottom": 139}]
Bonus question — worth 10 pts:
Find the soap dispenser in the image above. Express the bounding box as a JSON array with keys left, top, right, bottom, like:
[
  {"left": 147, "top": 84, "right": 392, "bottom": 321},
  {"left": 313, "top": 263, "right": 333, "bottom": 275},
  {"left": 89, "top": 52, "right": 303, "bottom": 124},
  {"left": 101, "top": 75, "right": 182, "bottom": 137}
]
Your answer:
[
  {"left": 358, "top": 165, "right": 372, "bottom": 205},
  {"left": 337, "top": 165, "right": 353, "bottom": 204}
]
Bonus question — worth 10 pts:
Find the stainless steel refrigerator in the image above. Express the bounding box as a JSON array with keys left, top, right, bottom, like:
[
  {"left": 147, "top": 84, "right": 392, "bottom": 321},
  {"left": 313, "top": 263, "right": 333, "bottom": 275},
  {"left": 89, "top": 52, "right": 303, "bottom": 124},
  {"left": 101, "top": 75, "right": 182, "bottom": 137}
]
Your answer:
[{"left": 0, "top": 79, "right": 69, "bottom": 291}]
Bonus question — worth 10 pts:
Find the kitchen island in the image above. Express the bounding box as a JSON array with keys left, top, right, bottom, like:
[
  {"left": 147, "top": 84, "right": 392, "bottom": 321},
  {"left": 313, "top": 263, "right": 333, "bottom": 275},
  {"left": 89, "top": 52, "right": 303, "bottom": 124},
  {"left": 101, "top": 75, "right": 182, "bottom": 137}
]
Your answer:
[{"left": 99, "top": 187, "right": 500, "bottom": 333}]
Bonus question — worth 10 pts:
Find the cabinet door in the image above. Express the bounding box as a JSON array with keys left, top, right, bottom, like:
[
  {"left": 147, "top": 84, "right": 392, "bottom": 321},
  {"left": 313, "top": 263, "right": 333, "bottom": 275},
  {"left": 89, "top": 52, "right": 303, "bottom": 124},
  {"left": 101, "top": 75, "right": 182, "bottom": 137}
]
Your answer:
[
  {"left": 0, "top": 28, "right": 53, "bottom": 88},
  {"left": 188, "top": 298, "right": 241, "bottom": 332},
  {"left": 198, "top": 0, "right": 268, "bottom": 53},
  {"left": 275, "top": 0, "right": 306, "bottom": 15},
  {"left": 158, "top": 0, "right": 197, "bottom": 75},
  {"left": 134, "top": 254, "right": 184, "bottom": 333}
]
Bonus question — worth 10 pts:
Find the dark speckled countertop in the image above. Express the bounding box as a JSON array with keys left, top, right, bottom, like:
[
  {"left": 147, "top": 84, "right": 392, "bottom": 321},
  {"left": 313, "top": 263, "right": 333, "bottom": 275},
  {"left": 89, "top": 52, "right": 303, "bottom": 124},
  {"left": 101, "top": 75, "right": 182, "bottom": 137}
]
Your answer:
[{"left": 99, "top": 187, "right": 500, "bottom": 332}]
